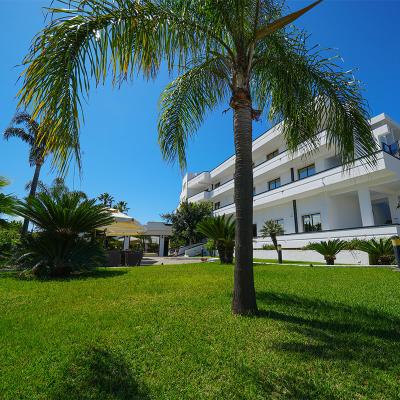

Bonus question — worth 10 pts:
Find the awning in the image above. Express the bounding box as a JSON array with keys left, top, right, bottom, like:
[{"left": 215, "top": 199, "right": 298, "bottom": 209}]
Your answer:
[{"left": 99, "top": 209, "right": 146, "bottom": 237}]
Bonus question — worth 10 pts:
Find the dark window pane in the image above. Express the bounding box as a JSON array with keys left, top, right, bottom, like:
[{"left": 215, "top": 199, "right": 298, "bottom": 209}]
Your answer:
[
  {"left": 268, "top": 178, "right": 281, "bottom": 190},
  {"left": 266, "top": 149, "right": 279, "bottom": 161}
]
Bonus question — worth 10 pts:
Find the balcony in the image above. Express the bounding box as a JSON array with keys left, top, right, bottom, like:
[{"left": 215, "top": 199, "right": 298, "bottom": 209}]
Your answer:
[
  {"left": 187, "top": 172, "right": 211, "bottom": 189},
  {"left": 212, "top": 151, "right": 400, "bottom": 214},
  {"left": 188, "top": 190, "right": 211, "bottom": 203}
]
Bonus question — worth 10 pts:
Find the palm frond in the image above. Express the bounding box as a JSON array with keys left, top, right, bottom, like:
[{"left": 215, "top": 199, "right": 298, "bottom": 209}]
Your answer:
[
  {"left": 18, "top": 0, "right": 230, "bottom": 172},
  {"left": 252, "top": 30, "right": 377, "bottom": 166},
  {"left": 158, "top": 56, "right": 230, "bottom": 169}
]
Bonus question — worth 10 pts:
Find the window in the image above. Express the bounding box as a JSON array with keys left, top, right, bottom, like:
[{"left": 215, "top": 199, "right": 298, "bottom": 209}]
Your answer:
[
  {"left": 214, "top": 182, "right": 221, "bottom": 189},
  {"left": 253, "top": 224, "right": 258, "bottom": 237},
  {"left": 268, "top": 178, "right": 281, "bottom": 191},
  {"left": 298, "top": 164, "right": 316, "bottom": 180},
  {"left": 214, "top": 202, "right": 221, "bottom": 210},
  {"left": 302, "top": 213, "right": 322, "bottom": 232},
  {"left": 266, "top": 149, "right": 279, "bottom": 161},
  {"left": 274, "top": 219, "right": 284, "bottom": 228}
]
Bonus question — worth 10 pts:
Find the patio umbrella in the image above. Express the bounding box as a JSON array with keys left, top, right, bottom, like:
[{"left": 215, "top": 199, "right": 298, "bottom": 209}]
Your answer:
[{"left": 99, "top": 209, "right": 146, "bottom": 237}]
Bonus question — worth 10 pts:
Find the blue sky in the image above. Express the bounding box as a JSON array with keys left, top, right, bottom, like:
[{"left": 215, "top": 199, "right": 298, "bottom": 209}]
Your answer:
[{"left": 0, "top": 0, "right": 399, "bottom": 223}]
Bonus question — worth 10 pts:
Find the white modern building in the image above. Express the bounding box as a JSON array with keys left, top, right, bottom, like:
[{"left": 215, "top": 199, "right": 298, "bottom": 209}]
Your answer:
[{"left": 180, "top": 113, "right": 400, "bottom": 249}]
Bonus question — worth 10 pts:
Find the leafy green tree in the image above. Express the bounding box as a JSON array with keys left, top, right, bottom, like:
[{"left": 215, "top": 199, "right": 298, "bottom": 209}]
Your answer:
[
  {"left": 306, "top": 239, "right": 347, "bottom": 265},
  {"left": 197, "top": 215, "right": 235, "bottom": 264},
  {"left": 18, "top": 0, "right": 377, "bottom": 314},
  {"left": 0, "top": 221, "right": 21, "bottom": 265},
  {"left": 27, "top": 177, "right": 88, "bottom": 200},
  {"left": 260, "top": 220, "right": 284, "bottom": 257},
  {"left": 356, "top": 238, "right": 394, "bottom": 265},
  {"left": 162, "top": 201, "right": 213, "bottom": 246},
  {"left": 13, "top": 192, "right": 113, "bottom": 277},
  {"left": 3, "top": 112, "right": 48, "bottom": 234},
  {"left": 98, "top": 193, "right": 115, "bottom": 208},
  {"left": 0, "top": 177, "right": 16, "bottom": 225}
]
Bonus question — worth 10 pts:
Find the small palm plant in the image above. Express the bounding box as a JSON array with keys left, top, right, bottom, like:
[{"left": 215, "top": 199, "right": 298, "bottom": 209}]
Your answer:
[
  {"left": 4, "top": 112, "right": 48, "bottom": 234},
  {"left": 306, "top": 239, "right": 348, "bottom": 265},
  {"left": 356, "top": 238, "right": 394, "bottom": 265},
  {"left": 13, "top": 192, "right": 113, "bottom": 277},
  {"left": 260, "top": 220, "right": 284, "bottom": 258},
  {"left": 197, "top": 215, "right": 235, "bottom": 264}
]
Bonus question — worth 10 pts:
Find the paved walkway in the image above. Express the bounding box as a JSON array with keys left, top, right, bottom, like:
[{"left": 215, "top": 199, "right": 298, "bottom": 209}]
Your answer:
[{"left": 141, "top": 256, "right": 213, "bottom": 266}]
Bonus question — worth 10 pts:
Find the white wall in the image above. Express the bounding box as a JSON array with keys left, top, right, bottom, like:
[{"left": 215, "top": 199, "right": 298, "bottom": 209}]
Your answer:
[
  {"left": 327, "top": 193, "right": 362, "bottom": 230},
  {"left": 253, "top": 249, "right": 369, "bottom": 265},
  {"left": 253, "top": 202, "right": 295, "bottom": 235}
]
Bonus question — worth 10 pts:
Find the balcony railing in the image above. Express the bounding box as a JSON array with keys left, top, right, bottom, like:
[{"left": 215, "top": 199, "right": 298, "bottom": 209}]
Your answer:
[{"left": 211, "top": 149, "right": 398, "bottom": 213}]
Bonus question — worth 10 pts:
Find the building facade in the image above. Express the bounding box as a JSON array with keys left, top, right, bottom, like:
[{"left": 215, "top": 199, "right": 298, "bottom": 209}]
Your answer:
[{"left": 180, "top": 113, "right": 400, "bottom": 248}]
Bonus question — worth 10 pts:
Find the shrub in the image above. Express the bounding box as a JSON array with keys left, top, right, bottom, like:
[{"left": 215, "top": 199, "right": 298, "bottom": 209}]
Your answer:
[
  {"left": 12, "top": 192, "right": 113, "bottom": 277},
  {"left": 0, "top": 222, "right": 21, "bottom": 265},
  {"left": 261, "top": 244, "right": 277, "bottom": 250},
  {"left": 305, "top": 239, "right": 348, "bottom": 265}
]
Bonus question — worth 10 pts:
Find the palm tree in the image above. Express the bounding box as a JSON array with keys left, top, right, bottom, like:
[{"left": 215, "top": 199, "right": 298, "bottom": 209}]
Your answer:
[
  {"left": 197, "top": 215, "right": 235, "bottom": 264},
  {"left": 4, "top": 112, "right": 48, "bottom": 234},
  {"left": 98, "top": 193, "right": 114, "bottom": 208},
  {"left": 306, "top": 239, "right": 347, "bottom": 265},
  {"left": 356, "top": 238, "right": 394, "bottom": 265},
  {"left": 115, "top": 201, "right": 129, "bottom": 213},
  {"left": 18, "top": 1, "right": 377, "bottom": 314},
  {"left": 260, "top": 220, "right": 284, "bottom": 258},
  {"left": 0, "top": 177, "right": 16, "bottom": 224}
]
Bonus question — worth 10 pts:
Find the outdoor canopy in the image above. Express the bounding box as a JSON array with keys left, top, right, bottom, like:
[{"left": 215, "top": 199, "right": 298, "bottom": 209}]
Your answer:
[{"left": 99, "top": 209, "right": 146, "bottom": 237}]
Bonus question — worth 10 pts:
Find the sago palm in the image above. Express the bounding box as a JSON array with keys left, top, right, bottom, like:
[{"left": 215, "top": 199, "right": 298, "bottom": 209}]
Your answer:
[
  {"left": 356, "top": 238, "right": 394, "bottom": 265},
  {"left": 13, "top": 191, "right": 113, "bottom": 277},
  {"left": 306, "top": 239, "right": 347, "bottom": 265},
  {"left": 4, "top": 112, "right": 48, "bottom": 234},
  {"left": 18, "top": 0, "right": 377, "bottom": 314},
  {"left": 197, "top": 215, "right": 235, "bottom": 264}
]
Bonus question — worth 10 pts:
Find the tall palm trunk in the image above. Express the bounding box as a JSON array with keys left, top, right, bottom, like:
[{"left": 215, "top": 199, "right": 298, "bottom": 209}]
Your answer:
[
  {"left": 22, "top": 162, "right": 41, "bottom": 234},
  {"left": 231, "top": 77, "right": 258, "bottom": 315}
]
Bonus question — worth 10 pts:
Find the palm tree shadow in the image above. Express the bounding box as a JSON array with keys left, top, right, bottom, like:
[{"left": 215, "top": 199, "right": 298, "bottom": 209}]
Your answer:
[
  {"left": 50, "top": 346, "right": 150, "bottom": 400},
  {"left": 255, "top": 291, "right": 400, "bottom": 370}
]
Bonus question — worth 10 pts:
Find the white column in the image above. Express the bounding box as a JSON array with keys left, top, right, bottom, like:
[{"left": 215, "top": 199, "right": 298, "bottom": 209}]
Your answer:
[
  {"left": 159, "top": 236, "right": 165, "bottom": 257},
  {"left": 358, "top": 188, "right": 374, "bottom": 227},
  {"left": 388, "top": 195, "right": 400, "bottom": 224},
  {"left": 123, "top": 236, "right": 130, "bottom": 250},
  {"left": 324, "top": 195, "right": 336, "bottom": 230}
]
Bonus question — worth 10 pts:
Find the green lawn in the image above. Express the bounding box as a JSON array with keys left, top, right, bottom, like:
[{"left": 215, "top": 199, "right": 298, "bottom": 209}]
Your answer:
[{"left": 1, "top": 263, "right": 400, "bottom": 399}]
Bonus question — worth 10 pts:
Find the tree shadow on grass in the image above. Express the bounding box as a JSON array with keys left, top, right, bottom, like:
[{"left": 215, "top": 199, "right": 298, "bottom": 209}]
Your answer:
[
  {"left": 50, "top": 346, "right": 149, "bottom": 400},
  {"left": 255, "top": 291, "right": 400, "bottom": 370}
]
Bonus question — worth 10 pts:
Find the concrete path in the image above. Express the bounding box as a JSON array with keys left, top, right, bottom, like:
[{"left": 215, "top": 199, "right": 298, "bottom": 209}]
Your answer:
[{"left": 141, "top": 256, "right": 213, "bottom": 266}]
